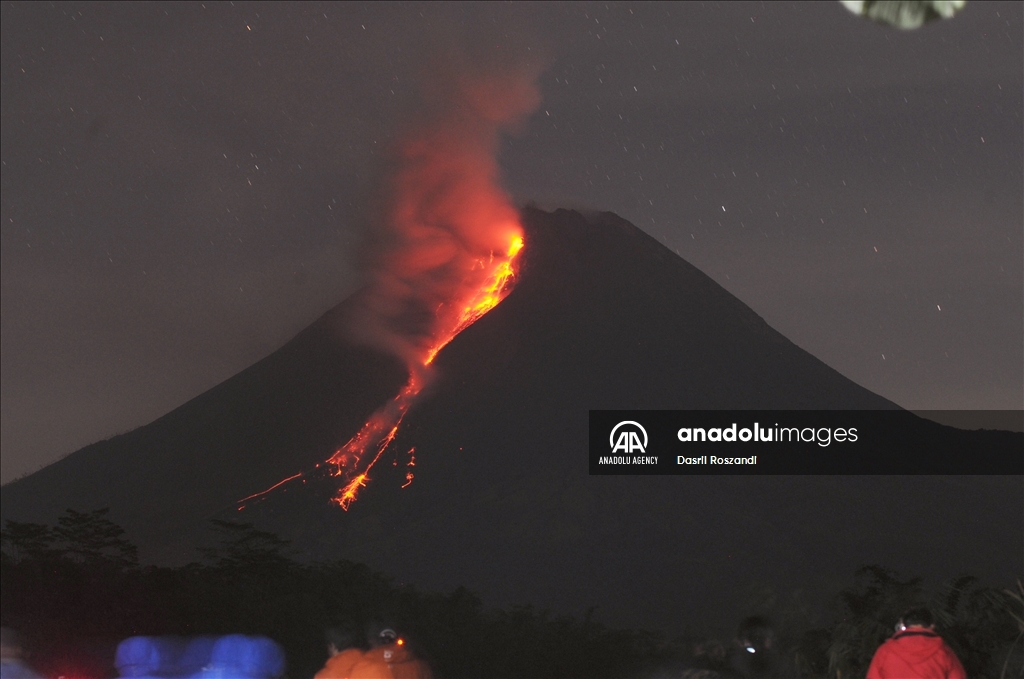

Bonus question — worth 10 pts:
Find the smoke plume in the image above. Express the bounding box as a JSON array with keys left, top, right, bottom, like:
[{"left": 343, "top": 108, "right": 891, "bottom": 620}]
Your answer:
[
  {"left": 350, "top": 53, "right": 542, "bottom": 371},
  {"left": 306, "top": 53, "right": 544, "bottom": 508},
  {"left": 236, "top": 49, "right": 544, "bottom": 510}
]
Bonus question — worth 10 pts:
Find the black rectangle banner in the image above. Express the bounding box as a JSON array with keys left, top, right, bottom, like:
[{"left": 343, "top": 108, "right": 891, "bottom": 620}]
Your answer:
[{"left": 589, "top": 411, "right": 1023, "bottom": 475}]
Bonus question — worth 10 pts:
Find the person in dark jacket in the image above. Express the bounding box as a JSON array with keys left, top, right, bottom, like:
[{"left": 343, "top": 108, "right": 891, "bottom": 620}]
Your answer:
[
  {"left": 866, "top": 608, "right": 966, "bottom": 679},
  {"left": 728, "top": 616, "right": 787, "bottom": 678}
]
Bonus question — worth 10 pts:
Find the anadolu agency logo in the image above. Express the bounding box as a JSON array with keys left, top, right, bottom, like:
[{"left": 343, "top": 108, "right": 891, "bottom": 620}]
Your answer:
[{"left": 610, "top": 421, "right": 648, "bottom": 454}]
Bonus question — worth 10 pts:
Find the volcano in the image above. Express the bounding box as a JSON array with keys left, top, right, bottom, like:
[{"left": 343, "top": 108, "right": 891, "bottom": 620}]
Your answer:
[{"left": 2, "top": 207, "right": 1020, "bottom": 633}]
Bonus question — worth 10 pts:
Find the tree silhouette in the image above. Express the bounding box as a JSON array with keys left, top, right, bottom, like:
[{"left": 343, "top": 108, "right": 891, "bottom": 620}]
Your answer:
[
  {"left": 3, "top": 513, "right": 1019, "bottom": 678},
  {"left": 1, "top": 519, "right": 58, "bottom": 562},
  {"left": 826, "top": 565, "right": 1020, "bottom": 679},
  {"left": 54, "top": 508, "right": 138, "bottom": 568},
  {"left": 198, "top": 519, "right": 293, "bottom": 570},
  {"left": 828, "top": 565, "right": 926, "bottom": 678}
]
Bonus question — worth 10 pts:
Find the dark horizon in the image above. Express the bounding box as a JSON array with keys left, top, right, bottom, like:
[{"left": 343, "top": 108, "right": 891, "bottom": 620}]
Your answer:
[{"left": 5, "top": 507, "right": 1015, "bottom": 679}]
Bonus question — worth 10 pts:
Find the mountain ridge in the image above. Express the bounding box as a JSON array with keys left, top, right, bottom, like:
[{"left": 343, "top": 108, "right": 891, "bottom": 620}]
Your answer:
[{"left": 3, "top": 207, "right": 1020, "bottom": 633}]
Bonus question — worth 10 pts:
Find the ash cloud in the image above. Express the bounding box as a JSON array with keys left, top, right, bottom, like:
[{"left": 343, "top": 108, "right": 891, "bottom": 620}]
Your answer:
[{"left": 348, "top": 50, "right": 544, "bottom": 369}]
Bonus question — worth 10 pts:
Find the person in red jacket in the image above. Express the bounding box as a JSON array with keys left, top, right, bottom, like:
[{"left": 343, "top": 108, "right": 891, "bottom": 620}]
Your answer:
[
  {"left": 866, "top": 608, "right": 966, "bottom": 679},
  {"left": 314, "top": 628, "right": 366, "bottom": 679}
]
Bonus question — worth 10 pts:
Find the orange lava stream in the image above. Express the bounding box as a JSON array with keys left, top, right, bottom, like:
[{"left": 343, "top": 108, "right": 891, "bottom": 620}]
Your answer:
[
  {"left": 236, "top": 472, "right": 304, "bottom": 509},
  {"left": 400, "top": 448, "right": 416, "bottom": 488},
  {"left": 235, "top": 234, "right": 523, "bottom": 512},
  {"left": 327, "top": 234, "right": 524, "bottom": 509},
  {"left": 425, "top": 235, "right": 524, "bottom": 365}
]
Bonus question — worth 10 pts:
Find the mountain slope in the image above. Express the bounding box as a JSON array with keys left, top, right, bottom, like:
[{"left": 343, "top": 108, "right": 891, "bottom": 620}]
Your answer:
[{"left": 3, "top": 207, "right": 1020, "bottom": 633}]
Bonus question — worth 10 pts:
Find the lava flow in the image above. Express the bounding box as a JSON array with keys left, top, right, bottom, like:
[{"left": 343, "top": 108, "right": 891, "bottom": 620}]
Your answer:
[
  {"left": 329, "top": 233, "right": 523, "bottom": 509},
  {"left": 237, "top": 233, "right": 524, "bottom": 511}
]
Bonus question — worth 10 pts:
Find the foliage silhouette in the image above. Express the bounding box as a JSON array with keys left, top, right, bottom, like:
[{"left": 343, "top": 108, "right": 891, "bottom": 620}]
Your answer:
[
  {"left": 1, "top": 511, "right": 669, "bottom": 678},
  {"left": 2, "top": 514, "right": 1019, "bottom": 678},
  {"left": 999, "top": 580, "right": 1024, "bottom": 678},
  {"left": 825, "top": 565, "right": 1020, "bottom": 679}
]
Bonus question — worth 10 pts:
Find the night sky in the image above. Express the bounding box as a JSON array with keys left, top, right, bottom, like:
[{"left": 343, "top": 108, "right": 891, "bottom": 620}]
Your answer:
[{"left": 2, "top": 1, "right": 1021, "bottom": 484}]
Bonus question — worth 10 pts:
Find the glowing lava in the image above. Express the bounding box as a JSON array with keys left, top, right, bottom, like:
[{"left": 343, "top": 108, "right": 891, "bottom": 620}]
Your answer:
[
  {"left": 236, "top": 234, "right": 523, "bottom": 512},
  {"left": 325, "top": 233, "right": 523, "bottom": 508},
  {"left": 426, "top": 235, "right": 523, "bottom": 365}
]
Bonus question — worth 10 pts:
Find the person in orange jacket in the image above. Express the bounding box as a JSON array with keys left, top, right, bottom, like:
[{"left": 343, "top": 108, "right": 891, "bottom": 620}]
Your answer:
[
  {"left": 866, "top": 608, "right": 966, "bottom": 679},
  {"left": 347, "top": 628, "right": 433, "bottom": 679},
  {"left": 314, "top": 628, "right": 366, "bottom": 679}
]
